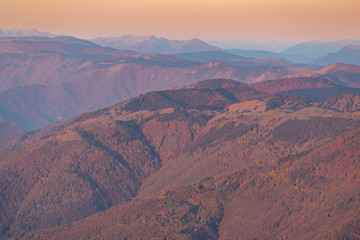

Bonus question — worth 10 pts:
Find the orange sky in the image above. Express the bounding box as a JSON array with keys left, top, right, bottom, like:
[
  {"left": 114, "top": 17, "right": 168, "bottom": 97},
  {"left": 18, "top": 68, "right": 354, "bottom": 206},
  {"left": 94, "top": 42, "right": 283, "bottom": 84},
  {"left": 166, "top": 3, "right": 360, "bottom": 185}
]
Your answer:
[{"left": 1, "top": 0, "right": 359, "bottom": 40}]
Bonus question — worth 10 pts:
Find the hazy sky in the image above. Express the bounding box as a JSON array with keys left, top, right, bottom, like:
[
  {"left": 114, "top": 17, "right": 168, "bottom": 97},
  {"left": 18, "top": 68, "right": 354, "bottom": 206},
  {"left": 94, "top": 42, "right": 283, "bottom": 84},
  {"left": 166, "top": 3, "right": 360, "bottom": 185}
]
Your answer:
[{"left": 1, "top": 0, "right": 360, "bottom": 41}]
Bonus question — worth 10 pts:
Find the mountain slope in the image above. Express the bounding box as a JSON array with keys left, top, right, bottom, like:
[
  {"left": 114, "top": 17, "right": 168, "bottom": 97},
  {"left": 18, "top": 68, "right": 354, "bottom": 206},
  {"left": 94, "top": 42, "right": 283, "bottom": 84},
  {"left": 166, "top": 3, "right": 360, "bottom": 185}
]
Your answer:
[
  {"left": 23, "top": 128, "right": 360, "bottom": 240},
  {"left": 1, "top": 79, "right": 360, "bottom": 239},
  {"left": 0, "top": 114, "right": 161, "bottom": 238},
  {"left": 0, "top": 122, "right": 25, "bottom": 142},
  {"left": 0, "top": 79, "right": 267, "bottom": 238},
  {"left": 310, "top": 62, "right": 360, "bottom": 88},
  {"left": 315, "top": 93, "right": 360, "bottom": 112}
]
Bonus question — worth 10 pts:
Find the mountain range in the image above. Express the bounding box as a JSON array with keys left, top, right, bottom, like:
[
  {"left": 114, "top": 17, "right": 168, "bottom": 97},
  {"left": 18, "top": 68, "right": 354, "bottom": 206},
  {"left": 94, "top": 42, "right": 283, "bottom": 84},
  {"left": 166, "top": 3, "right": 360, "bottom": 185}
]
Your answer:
[
  {"left": 0, "top": 78, "right": 359, "bottom": 239},
  {"left": 92, "top": 34, "right": 360, "bottom": 66},
  {"left": 92, "top": 35, "right": 220, "bottom": 54},
  {"left": 0, "top": 36, "right": 310, "bottom": 130},
  {"left": 171, "top": 51, "right": 298, "bottom": 68},
  {"left": 282, "top": 39, "right": 360, "bottom": 58},
  {"left": 316, "top": 45, "right": 360, "bottom": 66},
  {"left": 1, "top": 28, "right": 360, "bottom": 240},
  {"left": 0, "top": 35, "right": 360, "bottom": 133},
  {"left": 1, "top": 29, "right": 360, "bottom": 65},
  {"left": 206, "top": 38, "right": 297, "bottom": 52}
]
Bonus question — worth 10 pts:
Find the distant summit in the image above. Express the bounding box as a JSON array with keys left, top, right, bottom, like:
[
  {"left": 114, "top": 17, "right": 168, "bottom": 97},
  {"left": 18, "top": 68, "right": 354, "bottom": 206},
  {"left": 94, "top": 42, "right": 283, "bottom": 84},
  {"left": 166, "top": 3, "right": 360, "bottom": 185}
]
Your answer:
[
  {"left": 283, "top": 39, "right": 360, "bottom": 58},
  {"left": 315, "top": 45, "right": 360, "bottom": 66},
  {"left": 0, "top": 28, "right": 54, "bottom": 37},
  {"left": 206, "top": 38, "right": 296, "bottom": 52},
  {"left": 92, "top": 35, "right": 220, "bottom": 54}
]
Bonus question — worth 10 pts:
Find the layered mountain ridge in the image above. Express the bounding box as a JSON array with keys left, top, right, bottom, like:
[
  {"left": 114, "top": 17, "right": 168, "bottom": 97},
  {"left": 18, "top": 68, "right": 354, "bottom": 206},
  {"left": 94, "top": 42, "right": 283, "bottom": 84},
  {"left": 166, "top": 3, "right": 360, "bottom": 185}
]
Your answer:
[
  {"left": 0, "top": 36, "right": 300, "bottom": 130},
  {"left": 1, "top": 36, "right": 360, "bottom": 131},
  {"left": 92, "top": 35, "right": 220, "bottom": 54}
]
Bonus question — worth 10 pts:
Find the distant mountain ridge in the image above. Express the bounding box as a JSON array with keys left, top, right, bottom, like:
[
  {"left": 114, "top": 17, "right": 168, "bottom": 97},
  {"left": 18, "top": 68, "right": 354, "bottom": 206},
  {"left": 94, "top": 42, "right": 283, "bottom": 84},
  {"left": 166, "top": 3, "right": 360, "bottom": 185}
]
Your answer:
[
  {"left": 0, "top": 35, "right": 360, "bottom": 131},
  {"left": 0, "top": 122, "right": 25, "bottom": 142},
  {"left": 315, "top": 45, "right": 360, "bottom": 66},
  {"left": 206, "top": 38, "right": 296, "bottom": 52},
  {"left": 92, "top": 35, "right": 220, "bottom": 54},
  {"left": 0, "top": 28, "right": 54, "bottom": 37},
  {"left": 171, "top": 50, "right": 297, "bottom": 67},
  {"left": 283, "top": 39, "right": 360, "bottom": 58},
  {"left": 2, "top": 29, "right": 360, "bottom": 66},
  {"left": 224, "top": 49, "right": 315, "bottom": 65},
  {"left": 0, "top": 36, "right": 308, "bottom": 130}
]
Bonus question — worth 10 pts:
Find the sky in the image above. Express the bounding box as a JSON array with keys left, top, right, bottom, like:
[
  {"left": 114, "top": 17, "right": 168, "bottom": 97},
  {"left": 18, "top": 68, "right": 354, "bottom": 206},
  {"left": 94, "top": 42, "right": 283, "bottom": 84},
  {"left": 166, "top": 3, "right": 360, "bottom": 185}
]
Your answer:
[{"left": 1, "top": 0, "right": 360, "bottom": 41}]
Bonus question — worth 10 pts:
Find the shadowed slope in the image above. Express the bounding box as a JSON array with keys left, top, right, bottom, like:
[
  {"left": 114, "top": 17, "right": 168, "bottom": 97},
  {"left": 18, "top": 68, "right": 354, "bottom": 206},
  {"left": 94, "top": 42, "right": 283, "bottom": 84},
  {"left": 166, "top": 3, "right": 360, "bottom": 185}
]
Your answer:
[
  {"left": 0, "top": 118, "right": 161, "bottom": 238},
  {"left": 23, "top": 129, "right": 360, "bottom": 240}
]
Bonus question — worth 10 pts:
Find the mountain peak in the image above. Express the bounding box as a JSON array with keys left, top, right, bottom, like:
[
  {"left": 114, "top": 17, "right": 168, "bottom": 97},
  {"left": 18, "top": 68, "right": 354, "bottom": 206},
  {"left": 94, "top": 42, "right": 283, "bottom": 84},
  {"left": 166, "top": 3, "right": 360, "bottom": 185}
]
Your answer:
[
  {"left": 283, "top": 39, "right": 360, "bottom": 58},
  {"left": 92, "top": 35, "right": 219, "bottom": 54},
  {"left": 0, "top": 28, "right": 54, "bottom": 37}
]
